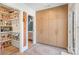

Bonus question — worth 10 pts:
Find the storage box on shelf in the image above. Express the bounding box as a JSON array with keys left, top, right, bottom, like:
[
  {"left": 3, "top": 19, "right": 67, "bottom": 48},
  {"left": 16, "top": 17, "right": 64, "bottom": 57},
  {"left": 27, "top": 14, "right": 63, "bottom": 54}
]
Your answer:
[
  {"left": 0, "top": 20, "right": 12, "bottom": 26},
  {"left": 0, "top": 33, "right": 12, "bottom": 48},
  {"left": 9, "top": 11, "right": 19, "bottom": 20},
  {"left": 0, "top": 7, "right": 10, "bottom": 20},
  {"left": 0, "top": 7, "right": 9, "bottom": 14},
  {"left": 0, "top": 19, "right": 12, "bottom": 33},
  {"left": 0, "top": 7, "right": 19, "bottom": 20}
]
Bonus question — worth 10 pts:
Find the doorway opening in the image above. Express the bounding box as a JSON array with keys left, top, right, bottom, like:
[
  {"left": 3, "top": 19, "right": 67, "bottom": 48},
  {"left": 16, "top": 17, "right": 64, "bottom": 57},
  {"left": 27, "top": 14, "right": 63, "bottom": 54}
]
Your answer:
[
  {"left": 28, "top": 15, "right": 34, "bottom": 49},
  {"left": 0, "top": 4, "right": 20, "bottom": 55}
]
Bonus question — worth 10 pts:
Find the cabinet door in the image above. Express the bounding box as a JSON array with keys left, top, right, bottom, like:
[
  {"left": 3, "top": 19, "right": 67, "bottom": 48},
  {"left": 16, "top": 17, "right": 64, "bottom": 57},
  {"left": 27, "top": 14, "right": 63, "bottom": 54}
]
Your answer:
[
  {"left": 36, "top": 10, "right": 49, "bottom": 44},
  {"left": 42, "top": 10, "right": 49, "bottom": 44},
  {"left": 48, "top": 10, "right": 57, "bottom": 46},
  {"left": 36, "top": 11, "right": 43, "bottom": 43},
  {"left": 36, "top": 4, "right": 68, "bottom": 49},
  {"left": 56, "top": 5, "right": 68, "bottom": 48}
]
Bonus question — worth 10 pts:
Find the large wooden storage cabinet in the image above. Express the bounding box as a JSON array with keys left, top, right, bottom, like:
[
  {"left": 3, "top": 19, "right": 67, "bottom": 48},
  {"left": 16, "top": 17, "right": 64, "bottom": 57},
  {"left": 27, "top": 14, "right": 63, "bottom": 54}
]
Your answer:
[{"left": 36, "top": 4, "right": 68, "bottom": 48}]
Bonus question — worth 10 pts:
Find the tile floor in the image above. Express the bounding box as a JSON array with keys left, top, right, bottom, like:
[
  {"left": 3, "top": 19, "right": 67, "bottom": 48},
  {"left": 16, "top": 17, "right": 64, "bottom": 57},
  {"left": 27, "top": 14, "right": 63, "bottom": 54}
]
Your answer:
[
  {"left": 28, "top": 40, "right": 33, "bottom": 49},
  {"left": 14, "top": 43, "right": 67, "bottom": 55}
]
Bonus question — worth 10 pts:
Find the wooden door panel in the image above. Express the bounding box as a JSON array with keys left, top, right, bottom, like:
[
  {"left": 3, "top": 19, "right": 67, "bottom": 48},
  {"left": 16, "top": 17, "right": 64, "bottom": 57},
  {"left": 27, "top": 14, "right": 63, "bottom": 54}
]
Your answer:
[
  {"left": 41, "top": 10, "right": 49, "bottom": 44},
  {"left": 37, "top": 10, "right": 49, "bottom": 44},
  {"left": 36, "top": 4, "right": 68, "bottom": 48},
  {"left": 57, "top": 19, "right": 67, "bottom": 48},
  {"left": 36, "top": 12, "right": 44, "bottom": 42},
  {"left": 56, "top": 5, "right": 68, "bottom": 48},
  {"left": 48, "top": 10, "right": 57, "bottom": 46}
]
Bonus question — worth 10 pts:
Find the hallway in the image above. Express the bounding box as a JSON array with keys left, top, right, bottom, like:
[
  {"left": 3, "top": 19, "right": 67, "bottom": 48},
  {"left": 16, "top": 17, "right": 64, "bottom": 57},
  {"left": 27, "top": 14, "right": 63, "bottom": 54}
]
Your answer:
[{"left": 14, "top": 43, "right": 67, "bottom": 55}]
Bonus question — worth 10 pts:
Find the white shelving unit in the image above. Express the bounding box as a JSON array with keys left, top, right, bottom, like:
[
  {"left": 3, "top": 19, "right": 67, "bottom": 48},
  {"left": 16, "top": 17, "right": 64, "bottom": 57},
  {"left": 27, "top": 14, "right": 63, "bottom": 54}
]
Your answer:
[{"left": 0, "top": 5, "right": 20, "bottom": 51}]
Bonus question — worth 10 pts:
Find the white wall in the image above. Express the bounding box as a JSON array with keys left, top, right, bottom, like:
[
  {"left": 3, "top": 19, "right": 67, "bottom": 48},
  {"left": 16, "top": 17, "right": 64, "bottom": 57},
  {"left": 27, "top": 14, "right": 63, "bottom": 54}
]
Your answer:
[
  {"left": 74, "top": 3, "right": 79, "bottom": 54},
  {"left": 68, "top": 3, "right": 79, "bottom": 55},
  {"left": 68, "top": 4, "right": 75, "bottom": 54},
  {"left": 2, "top": 3, "right": 36, "bottom": 52}
]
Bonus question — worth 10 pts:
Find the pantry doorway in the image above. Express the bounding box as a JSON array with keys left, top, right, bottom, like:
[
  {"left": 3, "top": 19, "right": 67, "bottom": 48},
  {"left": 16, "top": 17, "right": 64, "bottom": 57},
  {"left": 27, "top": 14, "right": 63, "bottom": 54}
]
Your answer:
[{"left": 0, "top": 4, "right": 20, "bottom": 55}]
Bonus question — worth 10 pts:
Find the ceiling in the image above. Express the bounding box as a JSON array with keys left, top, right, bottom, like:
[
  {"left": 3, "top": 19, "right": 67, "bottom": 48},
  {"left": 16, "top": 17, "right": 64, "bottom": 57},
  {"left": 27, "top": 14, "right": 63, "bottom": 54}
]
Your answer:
[
  {"left": 0, "top": 3, "right": 19, "bottom": 12},
  {"left": 25, "top": 3, "right": 66, "bottom": 11}
]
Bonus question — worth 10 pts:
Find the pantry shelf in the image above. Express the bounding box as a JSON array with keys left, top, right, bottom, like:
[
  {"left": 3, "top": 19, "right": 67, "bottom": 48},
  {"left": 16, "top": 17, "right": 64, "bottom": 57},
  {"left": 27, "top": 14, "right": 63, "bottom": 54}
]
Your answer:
[
  {"left": 0, "top": 11, "right": 9, "bottom": 15},
  {"left": 0, "top": 31, "right": 20, "bottom": 33},
  {"left": 0, "top": 5, "right": 20, "bottom": 54},
  {"left": 0, "top": 25, "right": 12, "bottom": 27},
  {"left": 0, "top": 39, "right": 11, "bottom": 43}
]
